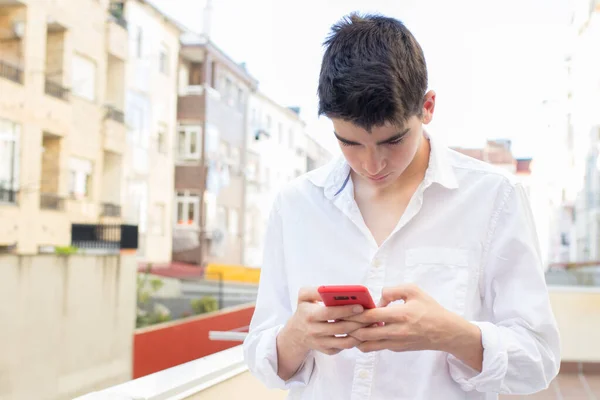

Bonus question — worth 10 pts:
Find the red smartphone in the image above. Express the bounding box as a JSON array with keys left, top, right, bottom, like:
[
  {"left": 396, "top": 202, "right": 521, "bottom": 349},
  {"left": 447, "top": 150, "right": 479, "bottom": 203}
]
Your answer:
[{"left": 318, "top": 285, "right": 377, "bottom": 309}]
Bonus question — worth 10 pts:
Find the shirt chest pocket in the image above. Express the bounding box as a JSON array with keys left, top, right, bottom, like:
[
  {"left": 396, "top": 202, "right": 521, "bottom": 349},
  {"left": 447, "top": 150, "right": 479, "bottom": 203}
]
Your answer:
[{"left": 404, "top": 247, "right": 471, "bottom": 316}]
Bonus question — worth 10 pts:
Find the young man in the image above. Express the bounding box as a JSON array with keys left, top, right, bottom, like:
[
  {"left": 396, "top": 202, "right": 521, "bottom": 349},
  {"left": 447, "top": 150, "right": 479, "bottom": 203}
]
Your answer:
[{"left": 243, "top": 13, "right": 560, "bottom": 400}]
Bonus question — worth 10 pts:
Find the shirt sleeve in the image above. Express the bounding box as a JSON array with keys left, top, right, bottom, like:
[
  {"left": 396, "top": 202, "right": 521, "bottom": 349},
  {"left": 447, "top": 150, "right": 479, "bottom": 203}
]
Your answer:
[
  {"left": 243, "top": 198, "right": 315, "bottom": 389},
  {"left": 447, "top": 183, "right": 561, "bottom": 394}
]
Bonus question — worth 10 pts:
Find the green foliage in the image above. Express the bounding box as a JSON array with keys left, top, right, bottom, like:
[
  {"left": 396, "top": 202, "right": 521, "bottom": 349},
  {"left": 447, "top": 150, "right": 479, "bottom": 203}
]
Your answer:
[
  {"left": 136, "top": 265, "right": 171, "bottom": 328},
  {"left": 54, "top": 246, "right": 78, "bottom": 255},
  {"left": 190, "top": 296, "right": 219, "bottom": 315}
]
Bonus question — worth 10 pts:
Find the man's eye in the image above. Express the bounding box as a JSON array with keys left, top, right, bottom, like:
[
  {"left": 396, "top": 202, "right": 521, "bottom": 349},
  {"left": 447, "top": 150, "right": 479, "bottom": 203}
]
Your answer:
[
  {"left": 339, "top": 141, "right": 358, "bottom": 147},
  {"left": 385, "top": 137, "right": 405, "bottom": 146}
]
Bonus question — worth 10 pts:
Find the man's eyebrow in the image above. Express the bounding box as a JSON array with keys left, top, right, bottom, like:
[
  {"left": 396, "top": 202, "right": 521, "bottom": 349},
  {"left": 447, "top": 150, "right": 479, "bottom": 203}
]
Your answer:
[
  {"left": 333, "top": 128, "right": 410, "bottom": 145},
  {"left": 333, "top": 132, "right": 361, "bottom": 145},
  {"left": 376, "top": 128, "right": 410, "bottom": 144}
]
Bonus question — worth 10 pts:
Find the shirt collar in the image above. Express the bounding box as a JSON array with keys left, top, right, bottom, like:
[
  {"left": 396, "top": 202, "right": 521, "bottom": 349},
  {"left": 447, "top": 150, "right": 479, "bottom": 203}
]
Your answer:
[{"left": 308, "top": 131, "right": 458, "bottom": 199}]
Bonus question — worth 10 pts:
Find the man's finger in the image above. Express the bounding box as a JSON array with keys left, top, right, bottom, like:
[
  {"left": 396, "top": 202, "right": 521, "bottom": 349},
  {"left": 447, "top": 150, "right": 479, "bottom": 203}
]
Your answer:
[
  {"left": 344, "top": 306, "right": 404, "bottom": 324},
  {"left": 379, "top": 284, "right": 420, "bottom": 307},
  {"left": 349, "top": 325, "right": 395, "bottom": 341},
  {"left": 297, "top": 287, "right": 321, "bottom": 303},
  {"left": 314, "top": 304, "right": 364, "bottom": 321},
  {"left": 319, "top": 335, "right": 361, "bottom": 351},
  {"left": 319, "top": 320, "right": 369, "bottom": 336}
]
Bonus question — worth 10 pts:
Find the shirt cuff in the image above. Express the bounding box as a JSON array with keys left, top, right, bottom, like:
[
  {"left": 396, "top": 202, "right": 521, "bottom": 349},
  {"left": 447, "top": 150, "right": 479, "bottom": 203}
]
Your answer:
[
  {"left": 447, "top": 321, "right": 508, "bottom": 393},
  {"left": 254, "top": 325, "right": 315, "bottom": 389}
]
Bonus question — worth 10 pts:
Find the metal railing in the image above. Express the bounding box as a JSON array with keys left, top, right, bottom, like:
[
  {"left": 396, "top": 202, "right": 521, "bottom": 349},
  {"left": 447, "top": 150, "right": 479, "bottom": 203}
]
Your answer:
[
  {"left": 45, "top": 79, "right": 70, "bottom": 101},
  {"left": 101, "top": 202, "right": 121, "bottom": 217},
  {"left": 71, "top": 223, "right": 138, "bottom": 250},
  {"left": 0, "top": 187, "right": 17, "bottom": 204},
  {"left": 104, "top": 105, "right": 125, "bottom": 124},
  {"left": 545, "top": 267, "right": 600, "bottom": 287},
  {"left": 109, "top": 3, "right": 128, "bottom": 29},
  {"left": 40, "top": 193, "right": 65, "bottom": 211},
  {"left": 0, "top": 60, "right": 23, "bottom": 84}
]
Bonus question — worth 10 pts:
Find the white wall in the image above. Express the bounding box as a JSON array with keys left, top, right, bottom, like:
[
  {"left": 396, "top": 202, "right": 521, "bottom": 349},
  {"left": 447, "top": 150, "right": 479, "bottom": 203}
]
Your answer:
[
  {"left": 123, "top": 0, "right": 180, "bottom": 264},
  {"left": 244, "top": 93, "right": 307, "bottom": 267},
  {"left": 0, "top": 254, "right": 137, "bottom": 400}
]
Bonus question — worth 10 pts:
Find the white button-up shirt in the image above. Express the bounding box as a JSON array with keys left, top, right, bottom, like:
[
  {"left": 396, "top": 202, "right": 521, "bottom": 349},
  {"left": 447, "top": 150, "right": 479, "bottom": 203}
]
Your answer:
[{"left": 243, "top": 133, "right": 561, "bottom": 399}]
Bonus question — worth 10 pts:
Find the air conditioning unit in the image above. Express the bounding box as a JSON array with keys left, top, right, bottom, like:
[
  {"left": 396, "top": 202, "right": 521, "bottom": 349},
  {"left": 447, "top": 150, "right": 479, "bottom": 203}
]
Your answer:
[{"left": 12, "top": 22, "right": 25, "bottom": 39}]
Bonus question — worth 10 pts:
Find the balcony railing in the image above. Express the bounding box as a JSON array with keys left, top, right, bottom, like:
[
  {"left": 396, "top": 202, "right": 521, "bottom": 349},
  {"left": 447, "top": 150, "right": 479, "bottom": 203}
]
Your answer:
[
  {"left": 0, "top": 60, "right": 23, "bottom": 84},
  {"left": 45, "top": 79, "right": 70, "bottom": 101},
  {"left": 74, "top": 346, "right": 278, "bottom": 400},
  {"left": 101, "top": 202, "right": 121, "bottom": 217},
  {"left": 104, "top": 105, "right": 125, "bottom": 124},
  {"left": 0, "top": 187, "right": 17, "bottom": 204},
  {"left": 40, "top": 193, "right": 65, "bottom": 211},
  {"left": 71, "top": 223, "right": 138, "bottom": 251},
  {"left": 109, "top": 3, "right": 128, "bottom": 29}
]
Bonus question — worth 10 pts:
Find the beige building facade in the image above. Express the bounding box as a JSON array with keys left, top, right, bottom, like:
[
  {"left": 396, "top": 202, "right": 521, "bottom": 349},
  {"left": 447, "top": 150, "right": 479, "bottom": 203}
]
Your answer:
[{"left": 0, "top": 0, "right": 129, "bottom": 254}]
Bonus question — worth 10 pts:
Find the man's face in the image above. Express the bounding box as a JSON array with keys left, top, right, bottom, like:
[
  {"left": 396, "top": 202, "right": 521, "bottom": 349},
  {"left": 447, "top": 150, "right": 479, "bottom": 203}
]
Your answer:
[
  {"left": 331, "top": 91, "right": 435, "bottom": 190},
  {"left": 332, "top": 116, "right": 425, "bottom": 189}
]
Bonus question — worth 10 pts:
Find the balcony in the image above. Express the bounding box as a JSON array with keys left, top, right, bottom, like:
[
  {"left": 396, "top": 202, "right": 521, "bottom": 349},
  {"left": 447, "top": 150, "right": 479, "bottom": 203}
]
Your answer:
[
  {"left": 101, "top": 202, "right": 121, "bottom": 218},
  {"left": 107, "top": 14, "right": 128, "bottom": 60},
  {"left": 105, "top": 105, "right": 125, "bottom": 124},
  {"left": 178, "top": 87, "right": 206, "bottom": 121},
  {"left": 45, "top": 79, "right": 70, "bottom": 101},
  {"left": 40, "top": 193, "right": 65, "bottom": 211},
  {"left": 0, "top": 60, "right": 23, "bottom": 84},
  {"left": 71, "top": 223, "right": 138, "bottom": 252},
  {"left": 103, "top": 106, "right": 126, "bottom": 153},
  {"left": 0, "top": 186, "right": 17, "bottom": 204}
]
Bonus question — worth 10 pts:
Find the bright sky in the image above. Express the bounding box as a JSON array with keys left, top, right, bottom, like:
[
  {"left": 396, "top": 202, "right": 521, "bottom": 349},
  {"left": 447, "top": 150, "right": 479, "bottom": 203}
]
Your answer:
[{"left": 150, "top": 0, "right": 572, "bottom": 158}]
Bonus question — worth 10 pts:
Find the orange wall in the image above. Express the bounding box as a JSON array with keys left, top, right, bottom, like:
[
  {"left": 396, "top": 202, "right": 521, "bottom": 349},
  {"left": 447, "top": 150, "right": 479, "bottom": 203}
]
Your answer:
[{"left": 133, "top": 304, "right": 255, "bottom": 379}]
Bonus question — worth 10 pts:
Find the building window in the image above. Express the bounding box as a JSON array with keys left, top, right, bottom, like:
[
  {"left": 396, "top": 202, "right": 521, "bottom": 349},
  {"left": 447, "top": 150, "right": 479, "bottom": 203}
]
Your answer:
[
  {"left": 220, "top": 140, "right": 230, "bottom": 160},
  {"left": 177, "top": 125, "right": 202, "bottom": 160},
  {"left": 230, "top": 147, "right": 240, "bottom": 166},
  {"left": 266, "top": 115, "right": 272, "bottom": 130},
  {"left": 217, "top": 205, "right": 227, "bottom": 229},
  {"left": 136, "top": 27, "right": 143, "bottom": 58},
  {"left": 68, "top": 157, "right": 92, "bottom": 199},
  {"left": 237, "top": 87, "right": 244, "bottom": 109},
  {"left": 72, "top": 54, "right": 97, "bottom": 101},
  {"left": 278, "top": 123, "right": 284, "bottom": 145},
  {"left": 157, "top": 123, "right": 167, "bottom": 154},
  {"left": 176, "top": 191, "right": 200, "bottom": 227},
  {"left": 228, "top": 208, "right": 239, "bottom": 236},
  {"left": 159, "top": 43, "right": 169, "bottom": 75},
  {"left": 0, "top": 118, "right": 19, "bottom": 203},
  {"left": 289, "top": 129, "right": 294, "bottom": 149}
]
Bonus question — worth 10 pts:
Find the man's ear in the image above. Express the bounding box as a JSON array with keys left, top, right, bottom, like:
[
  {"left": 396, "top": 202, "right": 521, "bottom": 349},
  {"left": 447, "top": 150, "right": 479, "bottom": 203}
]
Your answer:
[{"left": 422, "top": 90, "right": 436, "bottom": 124}]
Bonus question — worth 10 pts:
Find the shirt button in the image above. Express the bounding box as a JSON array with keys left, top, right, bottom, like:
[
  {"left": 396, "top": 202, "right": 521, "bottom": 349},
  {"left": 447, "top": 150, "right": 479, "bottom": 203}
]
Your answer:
[
  {"left": 358, "top": 369, "right": 370, "bottom": 379},
  {"left": 372, "top": 259, "right": 381, "bottom": 268}
]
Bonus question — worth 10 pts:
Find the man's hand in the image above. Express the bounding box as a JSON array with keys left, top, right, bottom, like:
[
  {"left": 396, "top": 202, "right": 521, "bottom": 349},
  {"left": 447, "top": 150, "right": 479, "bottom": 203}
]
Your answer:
[
  {"left": 282, "top": 287, "right": 368, "bottom": 355},
  {"left": 346, "top": 284, "right": 483, "bottom": 371},
  {"left": 276, "top": 287, "right": 368, "bottom": 381}
]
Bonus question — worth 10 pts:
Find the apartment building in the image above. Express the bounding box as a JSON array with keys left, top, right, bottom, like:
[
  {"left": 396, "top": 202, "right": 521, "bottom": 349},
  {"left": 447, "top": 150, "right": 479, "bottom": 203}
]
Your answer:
[
  {"left": 173, "top": 35, "right": 258, "bottom": 266},
  {"left": 117, "top": 0, "right": 181, "bottom": 264},
  {"left": 243, "top": 93, "right": 332, "bottom": 267},
  {"left": 0, "top": 0, "right": 131, "bottom": 254}
]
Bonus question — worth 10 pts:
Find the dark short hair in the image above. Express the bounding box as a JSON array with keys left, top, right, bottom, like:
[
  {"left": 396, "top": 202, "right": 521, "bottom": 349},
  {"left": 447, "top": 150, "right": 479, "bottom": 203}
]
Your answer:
[{"left": 317, "top": 13, "right": 428, "bottom": 131}]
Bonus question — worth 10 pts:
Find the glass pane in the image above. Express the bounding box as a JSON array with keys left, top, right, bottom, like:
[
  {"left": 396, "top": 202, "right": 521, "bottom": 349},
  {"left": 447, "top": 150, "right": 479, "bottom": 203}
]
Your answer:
[
  {"left": 177, "top": 202, "right": 184, "bottom": 223},
  {"left": 178, "top": 130, "right": 186, "bottom": 156},
  {"left": 188, "top": 201, "right": 195, "bottom": 224},
  {"left": 190, "top": 129, "right": 197, "bottom": 154}
]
